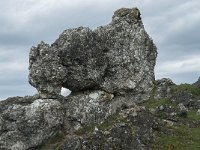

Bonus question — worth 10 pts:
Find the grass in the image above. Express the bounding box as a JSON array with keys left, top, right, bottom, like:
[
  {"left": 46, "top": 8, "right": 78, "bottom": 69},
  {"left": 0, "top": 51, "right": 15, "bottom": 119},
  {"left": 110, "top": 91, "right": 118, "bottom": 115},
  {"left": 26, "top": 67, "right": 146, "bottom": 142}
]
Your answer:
[
  {"left": 153, "top": 125, "right": 200, "bottom": 150},
  {"left": 141, "top": 85, "right": 177, "bottom": 110},
  {"left": 142, "top": 98, "right": 177, "bottom": 110},
  {"left": 145, "top": 84, "right": 200, "bottom": 149},
  {"left": 171, "top": 84, "right": 200, "bottom": 99},
  {"left": 187, "top": 110, "right": 200, "bottom": 121}
]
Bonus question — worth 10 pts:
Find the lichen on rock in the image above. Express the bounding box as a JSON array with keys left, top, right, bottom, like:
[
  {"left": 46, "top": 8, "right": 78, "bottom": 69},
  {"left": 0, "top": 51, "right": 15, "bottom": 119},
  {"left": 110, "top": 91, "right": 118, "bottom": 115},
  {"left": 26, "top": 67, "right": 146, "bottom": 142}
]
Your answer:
[{"left": 29, "top": 7, "right": 157, "bottom": 101}]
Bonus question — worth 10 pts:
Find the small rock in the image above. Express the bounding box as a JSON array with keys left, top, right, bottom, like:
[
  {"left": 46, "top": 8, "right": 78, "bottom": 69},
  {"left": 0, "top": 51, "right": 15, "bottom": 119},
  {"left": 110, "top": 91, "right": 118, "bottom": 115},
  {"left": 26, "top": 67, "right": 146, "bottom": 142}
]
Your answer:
[
  {"left": 163, "top": 119, "right": 174, "bottom": 127},
  {"left": 94, "top": 126, "right": 99, "bottom": 132},
  {"left": 158, "top": 105, "right": 164, "bottom": 111},
  {"left": 149, "top": 108, "right": 156, "bottom": 114},
  {"left": 177, "top": 103, "right": 188, "bottom": 118},
  {"left": 178, "top": 103, "right": 188, "bottom": 112},
  {"left": 196, "top": 109, "right": 200, "bottom": 115},
  {"left": 194, "top": 100, "right": 200, "bottom": 109},
  {"left": 154, "top": 78, "right": 175, "bottom": 99}
]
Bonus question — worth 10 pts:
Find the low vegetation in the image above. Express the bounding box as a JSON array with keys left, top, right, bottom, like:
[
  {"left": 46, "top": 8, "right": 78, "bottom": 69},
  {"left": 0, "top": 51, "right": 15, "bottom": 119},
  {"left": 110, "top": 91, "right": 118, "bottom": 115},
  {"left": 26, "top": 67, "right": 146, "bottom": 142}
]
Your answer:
[
  {"left": 142, "top": 98, "right": 177, "bottom": 109},
  {"left": 171, "top": 84, "right": 200, "bottom": 99},
  {"left": 153, "top": 125, "right": 200, "bottom": 150},
  {"left": 187, "top": 110, "right": 200, "bottom": 121}
]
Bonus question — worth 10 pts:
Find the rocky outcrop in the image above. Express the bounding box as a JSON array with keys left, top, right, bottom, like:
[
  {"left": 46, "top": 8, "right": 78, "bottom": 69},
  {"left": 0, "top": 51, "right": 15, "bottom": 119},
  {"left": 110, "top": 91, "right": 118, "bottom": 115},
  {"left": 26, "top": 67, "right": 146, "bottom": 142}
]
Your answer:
[
  {"left": 0, "top": 96, "right": 63, "bottom": 150},
  {"left": 2, "top": 79, "right": 200, "bottom": 149},
  {"left": 29, "top": 7, "right": 157, "bottom": 101},
  {"left": 0, "top": 97, "right": 162, "bottom": 150},
  {"left": 0, "top": 7, "right": 160, "bottom": 150},
  {"left": 154, "top": 78, "right": 175, "bottom": 100},
  {"left": 57, "top": 106, "right": 161, "bottom": 150},
  {"left": 2, "top": 6, "right": 200, "bottom": 150}
]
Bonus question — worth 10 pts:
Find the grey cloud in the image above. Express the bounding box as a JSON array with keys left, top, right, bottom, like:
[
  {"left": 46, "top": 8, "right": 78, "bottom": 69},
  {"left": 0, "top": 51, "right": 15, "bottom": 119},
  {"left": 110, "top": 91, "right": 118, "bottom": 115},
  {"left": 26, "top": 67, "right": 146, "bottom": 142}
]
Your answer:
[
  {"left": 0, "top": 85, "right": 36, "bottom": 100},
  {"left": 156, "top": 71, "right": 200, "bottom": 84},
  {"left": 0, "top": 0, "right": 134, "bottom": 45},
  {"left": 156, "top": 54, "right": 200, "bottom": 84}
]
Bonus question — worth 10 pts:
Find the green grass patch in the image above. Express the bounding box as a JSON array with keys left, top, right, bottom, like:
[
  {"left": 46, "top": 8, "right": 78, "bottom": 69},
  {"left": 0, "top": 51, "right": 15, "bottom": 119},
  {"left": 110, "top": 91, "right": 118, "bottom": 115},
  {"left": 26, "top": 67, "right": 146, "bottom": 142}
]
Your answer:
[
  {"left": 187, "top": 110, "right": 200, "bottom": 121},
  {"left": 171, "top": 84, "right": 200, "bottom": 99},
  {"left": 153, "top": 125, "right": 200, "bottom": 150},
  {"left": 142, "top": 98, "right": 176, "bottom": 109},
  {"left": 141, "top": 85, "right": 177, "bottom": 110}
]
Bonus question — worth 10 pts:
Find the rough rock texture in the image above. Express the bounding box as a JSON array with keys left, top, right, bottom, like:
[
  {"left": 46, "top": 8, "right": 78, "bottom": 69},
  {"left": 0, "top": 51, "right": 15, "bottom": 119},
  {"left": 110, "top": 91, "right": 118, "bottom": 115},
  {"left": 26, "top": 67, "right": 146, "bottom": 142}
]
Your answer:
[
  {"left": 6, "top": 7, "right": 199, "bottom": 150},
  {"left": 0, "top": 96, "right": 63, "bottom": 150},
  {"left": 0, "top": 95, "right": 160, "bottom": 150},
  {"left": 57, "top": 106, "right": 161, "bottom": 150},
  {"left": 29, "top": 7, "right": 157, "bottom": 100},
  {"left": 1, "top": 81, "right": 200, "bottom": 149},
  {"left": 0, "top": 91, "right": 145, "bottom": 150},
  {"left": 64, "top": 90, "right": 114, "bottom": 126},
  {"left": 29, "top": 42, "right": 67, "bottom": 98},
  {"left": 154, "top": 78, "right": 175, "bottom": 100},
  {"left": 63, "top": 90, "right": 146, "bottom": 127},
  {"left": 171, "top": 91, "right": 193, "bottom": 104}
]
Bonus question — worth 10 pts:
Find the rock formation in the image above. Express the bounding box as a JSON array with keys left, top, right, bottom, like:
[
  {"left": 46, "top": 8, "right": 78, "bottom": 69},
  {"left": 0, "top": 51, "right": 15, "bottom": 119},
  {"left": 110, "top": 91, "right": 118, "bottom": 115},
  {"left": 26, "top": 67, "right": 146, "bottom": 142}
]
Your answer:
[
  {"left": 0, "top": 96, "right": 63, "bottom": 150},
  {"left": 29, "top": 7, "right": 157, "bottom": 101},
  {"left": 3, "top": 7, "right": 200, "bottom": 150},
  {"left": 0, "top": 7, "right": 159, "bottom": 150}
]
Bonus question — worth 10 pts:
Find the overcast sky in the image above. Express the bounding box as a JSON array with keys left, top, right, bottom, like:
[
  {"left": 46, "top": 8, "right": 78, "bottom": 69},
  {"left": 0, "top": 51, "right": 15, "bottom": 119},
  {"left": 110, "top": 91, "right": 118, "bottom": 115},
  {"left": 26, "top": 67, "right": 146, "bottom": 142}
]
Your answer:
[{"left": 0, "top": 0, "right": 200, "bottom": 100}]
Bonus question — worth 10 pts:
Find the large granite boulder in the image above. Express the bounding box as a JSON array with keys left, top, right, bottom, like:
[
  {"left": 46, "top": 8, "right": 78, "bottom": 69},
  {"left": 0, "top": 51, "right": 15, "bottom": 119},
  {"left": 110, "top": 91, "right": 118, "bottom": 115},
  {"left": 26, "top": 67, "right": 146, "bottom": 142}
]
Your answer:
[{"left": 29, "top": 7, "right": 157, "bottom": 101}]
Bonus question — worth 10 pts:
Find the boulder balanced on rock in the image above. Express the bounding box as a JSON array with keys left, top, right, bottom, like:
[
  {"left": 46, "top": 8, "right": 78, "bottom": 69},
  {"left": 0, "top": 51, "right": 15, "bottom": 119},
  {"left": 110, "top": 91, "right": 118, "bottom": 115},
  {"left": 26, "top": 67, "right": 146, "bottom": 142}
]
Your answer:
[{"left": 29, "top": 7, "right": 157, "bottom": 100}]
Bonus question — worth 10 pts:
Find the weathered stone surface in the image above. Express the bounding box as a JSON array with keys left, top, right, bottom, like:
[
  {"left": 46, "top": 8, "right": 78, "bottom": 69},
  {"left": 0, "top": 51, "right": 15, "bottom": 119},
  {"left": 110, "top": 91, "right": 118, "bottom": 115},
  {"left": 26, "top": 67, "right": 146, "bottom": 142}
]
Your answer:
[
  {"left": 29, "top": 7, "right": 157, "bottom": 100},
  {"left": 63, "top": 90, "right": 146, "bottom": 131},
  {"left": 1, "top": 6, "right": 200, "bottom": 150},
  {"left": 64, "top": 90, "right": 114, "bottom": 126},
  {"left": 0, "top": 92, "right": 130, "bottom": 150},
  {"left": 0, "top": 95, "right": 156, "bottom": 150},
  {"left": 197, "top": 109, "right": 200, "bottom": 115},
  {"left": 50, "top": 105, "right": 161, "bottom": 150},
  {"left": 0, "top": 96, "right": 63, "bottom": 150},
  {"left": 29, "top": 42, "right": 67, "bottom": 99},
  {"left": 154, "top": 78, "right": 175, "bottom": 100},
  {"left": 1, "top": 84, "right": 200, "bottom": 149}
]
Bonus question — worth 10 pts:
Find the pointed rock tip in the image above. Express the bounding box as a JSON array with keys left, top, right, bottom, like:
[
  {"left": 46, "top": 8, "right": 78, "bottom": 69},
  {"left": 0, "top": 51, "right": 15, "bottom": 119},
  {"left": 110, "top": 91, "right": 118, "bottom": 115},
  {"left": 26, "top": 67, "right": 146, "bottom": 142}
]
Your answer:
[{"left": 113, "top": 7, "right": 141, "bottom": 23}]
